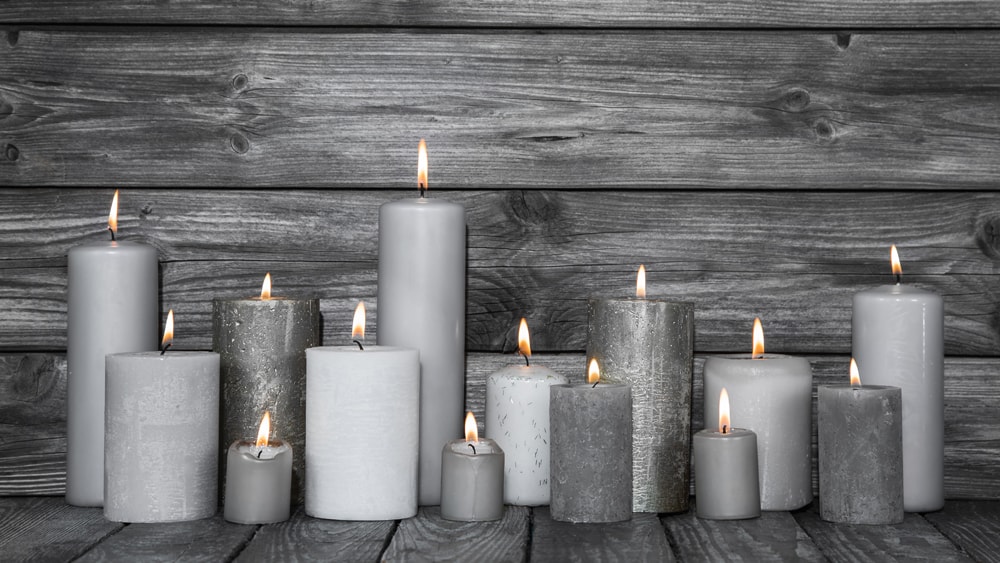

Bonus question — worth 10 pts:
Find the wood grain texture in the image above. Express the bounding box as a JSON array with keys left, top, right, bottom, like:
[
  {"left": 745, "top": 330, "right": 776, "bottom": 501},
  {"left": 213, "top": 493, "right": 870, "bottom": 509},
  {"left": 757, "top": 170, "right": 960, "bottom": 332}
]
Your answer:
[
  {"left": 661, "top": 510, "right": 824, "bottom": 562},
  {"left": 925, "top": 501, "right": 1000, "bottom": 563},
  {"left": 235, "top": 506, "right": 394, "bottom": 562},
  {"left": 531, "top": 507, "right": 675, "bottom": 562},
  {"left": 382, "top": 506, "right": 529, "bottom": 562},
  {"left": 3, "top": 189, "right": 999, "bottom": 355},
  {"left": 76, "top": 514, "right": 257, "bottom": 563},
  {"left": 2, "top": 31, "right": 999, "bottom": 189},
  {"left": 0, "top": 355, "right": 65, "bottom": 495},
  {"left": 0, "top": 497, "right": 122, "bottom": 563}
]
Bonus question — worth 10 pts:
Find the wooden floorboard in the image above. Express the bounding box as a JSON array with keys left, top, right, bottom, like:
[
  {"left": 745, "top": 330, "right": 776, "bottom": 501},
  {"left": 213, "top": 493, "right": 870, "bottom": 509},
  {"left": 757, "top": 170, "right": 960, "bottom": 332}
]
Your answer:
[
  {"left": 662, "top": 509, "right": 824, "bottom": 562},
  {"left": 924, "top": 501, "right": 1000, "bottom": 563},
  {"left": 75, "top": 513, "right": 257, "bottom": 563},
  {"left": 531, "top": 507, "right": 675, "bottom": 562},
  {"left": 235, "top": 506, "right": 394, "bottom": 562},
  {"left": 382, "top": 506, "right": 529, "bottom": 562},
  {"left": 0, "top": 497, "right": 122, "bottom": 563}
]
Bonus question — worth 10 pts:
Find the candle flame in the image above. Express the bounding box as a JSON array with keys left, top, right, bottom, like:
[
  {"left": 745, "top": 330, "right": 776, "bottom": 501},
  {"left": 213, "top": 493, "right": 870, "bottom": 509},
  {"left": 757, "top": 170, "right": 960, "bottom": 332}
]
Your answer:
[
  {"left": 256, "top": 411, "right": 271, "bottom": 448},
  {"left": 636, "top": 265, "right": 646, "bottom": 298},
  {"left": 850, "top": 358, "right": 862, "bottom": 386},
  {"left": 417, "top": 139, "right": 428, "bottom": 191},
  {"left": 352, "top": 301, "right": 366, "bottom": 340},
  {"left": 108, "top": 189, "right": 119, "bottom": 234},
  {"left": 465, "top": 411, "right": 478, "bottom": 442},
  {"left": 587, "top": 357, "right": 601, "bottom": 385},
  {"left": 517, "top": 318, "right": 532, "bottom": 357},
  {"left": 890, "top": 244, "right": 902, "bottom": 278},
  {"left": 161, "top": 309, "right": 174, "bottom": 349},
  {"left": 752, "top": 317, "right": 765, "bottom": 359},
  {"left": 260, "top": 272, "right": 272, "bottom": 300},
  {"left": 719, "top": 387, "right": 731, "bottom": 434}
]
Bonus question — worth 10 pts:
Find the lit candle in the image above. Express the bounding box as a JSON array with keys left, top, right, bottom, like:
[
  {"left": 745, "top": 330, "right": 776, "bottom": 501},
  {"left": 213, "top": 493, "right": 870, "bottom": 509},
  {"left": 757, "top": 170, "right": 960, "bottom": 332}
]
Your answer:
[
  {"left": 224, "top": 411, "right": 293, "bottom": 524},
  {"left": 440, "top": 412, "right": 505, "bottom": 522},
  {"left": 693, "top": 388, "right": 760, "bottom": 520},
  {"left": 213, "top": 272, "right": 320, "bottom": 503},
  {"left": 550, "top": 359, "right": 632, "bottom": 523},
  {"left": 852, "top": 245, "right": 944, "bottom": 512},
  {"left": 377, "top": 139, "right": 466, "bottom": 505},
  {"left": 818, "top": 359, "right": 903, "bottom": 524},
  {"left": 104, "top": 311, "right": 220, "bottom": 522},
  {"left": 305, "top": 302, "right": 420, "bottom": 520},
  {"left": 485, "top": 318, "right": 568, "bottom": 505},
  {"left": 586, "top": 265, "right": 695, "bottom": 513},
  {"left": 66, "top": 190, "right": 158, "bottom": 507},
  {"left": 703, "top": 318, "right": 813, "bottom": 511}
]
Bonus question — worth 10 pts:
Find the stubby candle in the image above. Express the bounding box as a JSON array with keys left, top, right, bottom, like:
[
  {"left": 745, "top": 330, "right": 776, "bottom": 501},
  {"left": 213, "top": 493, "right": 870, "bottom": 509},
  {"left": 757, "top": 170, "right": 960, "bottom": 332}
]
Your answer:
[
  {"left": 104, "top": 311, "right": 220, "bottom": 523},
  {"left": 306, "top": 303, "right": 420, "bottom": 520},
  {"left": 440, "top": 412, "right": 505, "bottom": 522},
  {"left": 818, "top": 359, "right": 903, "bottom": 524},
  {"left": 66, "top": 190, "right": 158, "bottom": 507},
  {"left": 587, "top": 265, "right": 695, "bottom": 513},
  {"left": 852, "top": 245, "right": 944, "bottom": 512},
  {"left": 485, "top": 319, "right": 568, "bottom": 505},
  {"left": 224, "top": 412, "right": 293, "bottom": 524},
  {"left": 703, "top": 319, "right": 813, "bottom": 511},
  {"left": 694, "top": 388, "right": 761, "bottom": 520},
  {"left": 377, "top": 140, "right": 466, "bottom": 505},
  {"left": 550, "top": 359, "right": 632, "bottom": 523},
  {"left": 213, "top": 273, "right": 319, "bottom": 503}
]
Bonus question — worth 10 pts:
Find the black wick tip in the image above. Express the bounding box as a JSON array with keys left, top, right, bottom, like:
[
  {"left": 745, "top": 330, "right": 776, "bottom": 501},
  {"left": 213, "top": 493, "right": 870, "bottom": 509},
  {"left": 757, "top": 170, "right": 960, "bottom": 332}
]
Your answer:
[
  {"left": 108, "top": 227, "right": 116, "bottom": 242},
  {"left": 468, "top": 443, "right": 476, "bottom": 455},
  {"left": 353, "top": 340, "right": 365, "bottom": 351},
  {"left": 257, "top": 449, "right": 263, "bottom": 458},
  {"left": 522, "top": 353, "right": 530, "bottom": 367},
  {"left": 591, "top": 380, "right": 599, "bottom": 388},
  {"left": 722, "top": 424, "right": 728, "bottom": 435},
  {"left": 159, "top": 343, "right": 171, "bottom": 356},
  {"left": 895, "top": 273, "right": 901, "bottom": 285}
]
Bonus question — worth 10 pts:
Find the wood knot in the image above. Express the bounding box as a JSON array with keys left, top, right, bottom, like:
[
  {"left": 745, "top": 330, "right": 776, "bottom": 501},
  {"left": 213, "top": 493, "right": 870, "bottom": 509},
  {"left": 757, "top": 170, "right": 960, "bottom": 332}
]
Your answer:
[
  {"left": 230, "top": 133, "right": 250, "bottom": 154},
  {"left": 783, "top": 88, "right": 811, "bottom": 112},
  {"left": 3, "top": 143, "right": 19, "bottom": 162},
  {"left": 6, "top": 31, "right": 18, "bottom": 47},
  {"left": 813, "top": 118, "right": 836, "bottom": 141},
  {"left": 231, "top": 73, "right": 248, "bottom": 91},
  {"left": 10, "top": 355, "right": 60, "bottom": 403},
  {"left": 975, "top": 215, "right": 1000, "bottom": 259},
  {"left": 836, "top": 32, "right": 852, "bottom": 50},
  {"left": 506, "top": 191, "right": 562, "bottom": 228},
  {"left": 0, "top": 98, "right": 12, "bottom": 119}
]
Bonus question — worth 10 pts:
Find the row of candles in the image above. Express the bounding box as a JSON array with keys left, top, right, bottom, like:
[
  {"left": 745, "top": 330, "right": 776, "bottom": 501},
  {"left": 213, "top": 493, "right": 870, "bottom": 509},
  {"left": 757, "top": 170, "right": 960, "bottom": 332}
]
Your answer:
[{"left": 64, "top": 143, "right": 943, "bottom": 526}]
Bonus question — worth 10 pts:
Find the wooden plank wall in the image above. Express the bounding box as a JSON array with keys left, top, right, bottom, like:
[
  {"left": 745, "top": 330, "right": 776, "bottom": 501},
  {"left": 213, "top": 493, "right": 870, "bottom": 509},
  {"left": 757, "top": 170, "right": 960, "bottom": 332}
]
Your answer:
[{"left": 2, "top": 3, "right": 999, "bottom": 498}]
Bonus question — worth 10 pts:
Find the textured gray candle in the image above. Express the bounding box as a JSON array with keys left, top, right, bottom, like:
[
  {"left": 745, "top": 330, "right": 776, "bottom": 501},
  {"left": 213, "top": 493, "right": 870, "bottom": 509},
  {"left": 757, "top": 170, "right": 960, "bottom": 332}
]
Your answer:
[
  {"left": 440, "top": 439, "right": 505, "bottom": 522},
  {"left": 550, "top": 382, "right": 632, "bottom": 523},
  {"left": 213, "top": 296, "right": 319, "bottom": 503},
  {"left": 694, "top": 428, "right": 760, "bottom": 520},
  {"left": 587, "top": 297, "right": 694, "bottom": 513},
  {"left": 224, "top": 440, "right": 293, "bottom": 524},
  {"left": 819, "top": 385, "right": 903, "bottom": 524}
]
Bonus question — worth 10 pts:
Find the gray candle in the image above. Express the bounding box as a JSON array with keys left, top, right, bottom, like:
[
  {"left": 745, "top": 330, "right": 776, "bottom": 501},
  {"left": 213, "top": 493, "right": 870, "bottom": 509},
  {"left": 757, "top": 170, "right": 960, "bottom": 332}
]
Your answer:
[
  {"left": 550, "top": 360, "right": 632, "bottom": 523},
  {"left": 213, "top": 274, "right": 319, "bottom": 503},
  {"left": 694, "top": 388, "right": 760, "bottom": 520},
  {"left": 818, "top": 360, "right": 903, "bottom": 525},
  {"left": 224, "top": 428, "right": 293, "bottom": 524},
  {"left": 440, "top": 412, "right": 505, "bottom": 522},
  {"left": 586, "top": 267, "right": 694, "bottom": 513}
]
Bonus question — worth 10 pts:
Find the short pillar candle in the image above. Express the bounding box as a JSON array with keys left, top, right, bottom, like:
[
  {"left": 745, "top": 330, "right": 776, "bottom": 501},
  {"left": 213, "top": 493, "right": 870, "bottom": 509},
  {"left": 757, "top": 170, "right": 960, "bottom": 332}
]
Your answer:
[
  {"left": 440, "top": 412, "right": 505, "bottom": 522},
  {"left": 694, "top": 388, "right": 760, "bottom": 520},
  {"left": 224, "top": 412, "right": 293, "bottom": 524}
]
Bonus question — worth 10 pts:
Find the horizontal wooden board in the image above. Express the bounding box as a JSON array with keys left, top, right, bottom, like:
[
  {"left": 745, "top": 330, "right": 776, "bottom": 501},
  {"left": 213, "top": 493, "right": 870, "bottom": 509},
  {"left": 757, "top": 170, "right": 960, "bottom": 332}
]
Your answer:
[
  {"left": 383, "top": 506, "right": 529, "bottom": 562},
  {"left": 661, "top": 511, "right": 824, "bottom": 562},
  {"left": 76, "top": 515, "right": 258, "bottom": 563},
  {"left": 924, "top": 501, "right": 1000, "bottom": 563},
  {"left": 235, "top": 507, "right": 394, "bottom": 562},
  {"left": 0, "top": 497, "right": 123, "bottom": 562},
  {"left": 531, "top": 507, "right": 675, "bottom": 562},
  {"left": 2, "top": 31, "right": 1000, "bottom": 189}
]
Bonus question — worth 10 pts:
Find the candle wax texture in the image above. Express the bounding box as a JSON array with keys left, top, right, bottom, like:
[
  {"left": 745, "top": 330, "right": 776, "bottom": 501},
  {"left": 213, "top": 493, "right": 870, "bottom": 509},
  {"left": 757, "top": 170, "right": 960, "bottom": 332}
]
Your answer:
[
  {"left": 305, "top": 346, "right": 420, "bottom": 520},
  {"left": 703, "top": 354, "right": 813, "bottom": 511},
  {"left": 852, "top": 284, "right": 944, "bottom": 512},
  {"left": 104, "top": 351, "right": 220, "bottom": 523},
  {"left": 66, "top": 241, "right": 158, "bottom": 507},
  {"left": 693, "top": 428, "right": 760, "bottom": 520},
  {"left": 377, "top": 197, "right": 465, "bottom": 505},
  {"left": 440, "top": 439, "right": 505, "bottom": 522},
  {"left": 485, "top": 364, "right": 568, "bottom": 505},
  {"left": 224, "top": 440, "right": 293, "bottom": 524},
  {"left": 587, "top": 297, "right": 694, "bottom": 513},
  {"left": 550, "top": 382, "right": 632, "bottom": 523},
  {"left": 818, "top": 385, "right": 903, "bottom": 524},
  {"left": 213, "top": 297, "right": 320, "bottom": 504}
]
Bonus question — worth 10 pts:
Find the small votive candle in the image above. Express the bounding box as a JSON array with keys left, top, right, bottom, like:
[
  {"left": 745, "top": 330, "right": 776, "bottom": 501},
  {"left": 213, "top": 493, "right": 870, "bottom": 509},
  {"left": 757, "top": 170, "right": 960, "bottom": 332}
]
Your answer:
[
  {"left": 440, "top": 412, "right": 505, "bottom": 522},
  {"left": 694, "top": 388, "right": 761, "bottom": 520},
  {"left": 224, "top": 412, "right": 293, "bottom": 524}
]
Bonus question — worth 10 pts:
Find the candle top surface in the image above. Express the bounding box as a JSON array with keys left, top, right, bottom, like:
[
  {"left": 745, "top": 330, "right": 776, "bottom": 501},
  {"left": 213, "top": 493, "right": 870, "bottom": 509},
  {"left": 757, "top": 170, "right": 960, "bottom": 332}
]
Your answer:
[
  {"left": 111, "top": 350, "right": 218, "bottom": 359},
  {"left": 821, "top": 384, "right": 901, "bottom": 392},
  {"left": 213, "top": 296, "right": 317, "bottom": 304},
  {"left": 591, "top": 296, "right": 694, "bottom": 306},
  {"left": 706, "top": 353, "right": 802, "bottom": 362},
  {"left": 69, "top": 240, "right": 154, "bottom": 253},
  {"left": 381, "top": 197, "right": 465, "bottom": 211},
  {"left": 553, "top": 381, "right": 630, "bottom": 390},
  {"left": 695, "top": 427, "right": 756, "bottom": 439},
  {"left": 488, "top": 363, "right": 567, "bottom": 382},
  {"left": 858, "top": 283, "right": 939, "bottom": 298},
  {"left": 307, "top": 345, "right": 416, "bottom": 354},
  {"left": 445, "top": 438, "right": 503, "bottom": 456},
  {"left": 231, "top": 439, "right": 291, "bottom": 460}
]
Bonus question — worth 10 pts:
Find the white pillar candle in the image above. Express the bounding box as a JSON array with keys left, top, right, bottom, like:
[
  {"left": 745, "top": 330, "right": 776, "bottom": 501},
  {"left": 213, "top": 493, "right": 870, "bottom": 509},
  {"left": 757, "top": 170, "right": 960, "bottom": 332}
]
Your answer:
[
  {"left": 703, "top": 319, "right": 813, "bottom": 511},
  {"left": 694, "top": 388, "right": 760, "bottom": 520},
  {"left": 485, "top": 319, "right": 568, "bottom": 506},
  {"left": 377, "top": 139, "right": 466, "bottom": 505},
  {"left": 852, "top": 245, "right": 944, "bottom": 512},
  {"left": 440, "top": 412, "right": 505, "bottom": 522},
  {"left": 224, "top": 413, "right": 293, "bottom": 525},
  {"left": 66, "top": 190, "right": 158, "bottom": 507}
]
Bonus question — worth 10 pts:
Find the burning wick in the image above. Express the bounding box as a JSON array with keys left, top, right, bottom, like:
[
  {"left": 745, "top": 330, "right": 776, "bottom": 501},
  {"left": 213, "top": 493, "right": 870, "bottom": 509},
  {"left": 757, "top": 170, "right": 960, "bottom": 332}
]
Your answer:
[
  {"left": 108, "top": 189, "right": 119, "bottom": 242},
  {"left": 353, "top": 340, "right": 364, "bottom": 351},
  {"left": 517, "top": 318, "right": 531, "bottom": 367},
  {"left": 588, "top": 358, "right": 601, "bottom": 388},
  {"left": 722, "top": 424, "right": 728, "bottom": 434},
  {"left": 468, "top": 443, "right": 477, "bottom": 455},
  {"left": 352, "top": 301, "right": 366, "bottom": 351},
  {"left": 160, "top": 310, "right": 174, "bottom": 356},
  {"left": 417, "top": 139, "right": 428, "bottom": 199},
  {"left": 257, "top": 449, "right": 263, "bottom": 459},
  {"left": 890, "top": 244, "right": 902, "bottom": 285}
]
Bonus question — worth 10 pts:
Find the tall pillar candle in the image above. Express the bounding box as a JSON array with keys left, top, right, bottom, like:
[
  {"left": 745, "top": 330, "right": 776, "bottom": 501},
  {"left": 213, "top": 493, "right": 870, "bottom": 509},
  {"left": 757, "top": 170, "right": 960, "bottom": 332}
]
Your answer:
[
  {"left": 441, "top": 412, "right": 505, "bottom": 522},
  {"left": 66, "top": 190, "right": 158, "bottom": 507},
  {"left": 377, "top": 140, "right": 465, "bottom": 505},
  {"left": 694, "top": 388, "right": 760, "bottom": 520},
  {"left": 213, "top": 273, "right": 320, "bottom": 503},
  {"left": 586, "top": 265, "right": 694, "bottom": 513},
  {"left": 703, "top": 319, "right": 813, "bottom": 511},
  {"left": 852, "top": 245, "right": 944, "bottom": 512},
  {"left": 550, "top": 359, "right": 632, "bottom": 523},
  {"left": 485, "top": 319, "right": 568, "bottom": 505},
  {"left": 224, "top": 413, "right": 294, "bottom": 524}
]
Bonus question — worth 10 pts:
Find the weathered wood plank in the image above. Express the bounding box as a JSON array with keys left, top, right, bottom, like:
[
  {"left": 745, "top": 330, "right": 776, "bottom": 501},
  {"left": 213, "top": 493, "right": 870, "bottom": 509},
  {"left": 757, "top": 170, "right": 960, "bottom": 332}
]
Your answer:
[
  {"left": 531, "top": 507, "right": 675, "bottom": 562},
  {"left": 235, "top": 506, "right": 394, "bottom": 562},
  {"left": 76, "top": 514, "right": 256, "bottom": 563},
  {"left": 2, "top": 31, "right": 999, "bottom": 189},
  {"left": 924, "top": 501, "right": 1000, "bottom": 563},
  {"left": 0, "top": 497, "right": 122, "bottom": 563},
  {"left": 661, "top": 509, "right": 824, "bottom": 562},
  {"left": 382, "top": 506, "right": 529, "bottom": 562}
]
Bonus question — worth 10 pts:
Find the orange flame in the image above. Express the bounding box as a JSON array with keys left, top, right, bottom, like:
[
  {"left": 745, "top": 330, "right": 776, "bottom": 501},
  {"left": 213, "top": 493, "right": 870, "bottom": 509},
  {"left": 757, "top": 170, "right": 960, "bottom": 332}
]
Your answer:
[
  {"left": 256, "top": 411, "right": 271, "bottom": 448},
  {"left": 636, "top": 265, "right": 646, "bottom": 298},
  {"left": 260, "top": 273, "right": 272, "bottom": 300},
  {"left": 352, "top": 301, "right": 366, "bottom": 340},
  {"left": 464, "top": 411, "right": 478, "bottom": 442},
  {"left": 890, "top": 244, "right": 902, "bottom": 278},
  {"left": 161, "top": 310, "right": 174, "bottom": 350},
  {"left": 752, "top": 317, "right": 765, "bottom": 359},
  {"left": 518, "top": 318, "right": 532, "bottom": 357},
  {"left": 850, "top": 358, "right": 862, "bottom": 386},
  {"left": 587, "top": 358, "right": 601, "bottom": 385},
  {"left": 108, "top": 189, "right": 119, "bottom": 234},
  {"left": 417, "top": 139, "right": 428, "bottom": 191},
  {"left": 719, "top": 388, "right": 731, "bottom": 434}
]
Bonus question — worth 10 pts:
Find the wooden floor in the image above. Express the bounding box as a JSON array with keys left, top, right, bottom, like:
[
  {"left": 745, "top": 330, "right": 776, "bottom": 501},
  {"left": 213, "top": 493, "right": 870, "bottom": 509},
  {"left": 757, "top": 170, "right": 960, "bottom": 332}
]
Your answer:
[{"left": 1, "top": 497, "right": 997, "bottom": 562}]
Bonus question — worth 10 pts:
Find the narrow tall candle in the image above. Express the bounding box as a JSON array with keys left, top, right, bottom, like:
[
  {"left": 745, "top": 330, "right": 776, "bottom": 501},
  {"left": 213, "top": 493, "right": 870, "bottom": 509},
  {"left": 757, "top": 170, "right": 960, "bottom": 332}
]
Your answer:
[
  {"left": 440, "top": 412, "right": 505, "bottom": 522},
  {"left": 224, "top": 412, "right": 293, "bottom": 524},
  {"left": 694, "top": 388, "right": 760, "bottom": 520}
]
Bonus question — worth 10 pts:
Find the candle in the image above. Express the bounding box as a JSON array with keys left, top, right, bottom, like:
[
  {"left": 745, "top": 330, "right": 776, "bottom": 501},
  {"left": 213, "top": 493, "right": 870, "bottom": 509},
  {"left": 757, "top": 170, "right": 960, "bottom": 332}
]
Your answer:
[
  {"left": 213, "top": 272, "right": 320, "bottom": 503},
  {"left": 586, "top": 265, "right": 695, "bottom": 513},
  {"left": 694, "top": 388, "right": 760, "bottom": 520},
  {"left": 377, "top": 139, "right": 466, "bottom": 505},
  {"left": 818, "top": 359, "right": 903, "bottom": 524},
  {"left": 485, "top": 318, "right": 568, "bottom": 505},
  {"left": 305, "top": 302, "right": 420, "bottom": 520},
  {"left": 104, "top": 311, "right": 220, "bottom": 522},
  {"left": 703, "top": 318, "right": 813, "bottom": 511},
  {"left": 440, "top": 412, "right": 505, "bottom": 522},
  {"left": 549, "top": 359, "right": 632, "bottom": 523},
  {"left": 224, "top": 412, "right": 293, "bottom": 524},
  {"left": 852, "top": 245, "right": 944, "bottom": 512},
  {"left": 66, "top": 190, "right": 158, "bottom": 507}
]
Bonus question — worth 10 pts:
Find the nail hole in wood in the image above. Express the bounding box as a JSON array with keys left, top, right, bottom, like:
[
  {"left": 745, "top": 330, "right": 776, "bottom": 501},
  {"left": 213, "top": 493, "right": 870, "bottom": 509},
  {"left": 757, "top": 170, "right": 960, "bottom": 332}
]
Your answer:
[
  {"left": 230, "top": 133, "right": 250, "bottom": 154},
  {"left": 6, "top": 31, "right": 18, "bottom": 47},
  {"left": 4, "top": 143, "right": 20, "bottom": 162},
  {"left": 232, "top": 73, "right": 248, "bottom": 90},
  {"left": 836, "top": 32, "right": 852, "bottom": 50}
]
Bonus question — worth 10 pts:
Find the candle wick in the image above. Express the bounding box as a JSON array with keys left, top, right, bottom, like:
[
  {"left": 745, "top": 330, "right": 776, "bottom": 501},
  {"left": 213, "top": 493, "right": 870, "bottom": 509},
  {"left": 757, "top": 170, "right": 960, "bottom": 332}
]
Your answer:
[
  {"left": 895, "top": 273, "right": 901, "bottom": 285},
  {"left": 108, "top": 227, "right": 116, "bottom": 242},
  {"left": 522, "top": 353, "right": 530, "bottom": 367},
  {"left": 257, "top": 448, "right": 263, "bottom": 459},
  {"left": 159, "top": 343, "right": 171, "bottom": 356},
  {"left": 353, "top": 339, "right": 365, "bottom": 351},
  {"left": 591, "top": 380, "right": 599, "bottom": 389},
  {"left": 468, "top": 443, "right": 476, "bottom": 455},
  {"left": 419, "top": 186, "right": 426, "bottom": 199},
  {"left": 722, "top": 424, "right": 728, "bottom": 434}
]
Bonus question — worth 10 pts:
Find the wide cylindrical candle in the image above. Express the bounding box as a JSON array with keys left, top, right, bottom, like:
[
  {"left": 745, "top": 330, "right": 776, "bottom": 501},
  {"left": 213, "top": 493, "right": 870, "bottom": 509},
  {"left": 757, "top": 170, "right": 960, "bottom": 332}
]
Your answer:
[
  {"left": 224, "top": 439, "right": 293, "bottom": 524},
  {"left": 694, "top": 428, "right": 760, "bottom": 520},
  {"left": 66, "top": 239, "right": 158, "bottom": 507},
  {"left": 305, "top": 345, "right": 420, "bottom": 520},
  {"left": 104, "top": 351, "right": 220, "bottom": 523},
  {"left": 587, "top": 296, "right": 694, "bottom": 513},
  {"left": 440, "top": 436, "right": 505, "bottom": 522}
]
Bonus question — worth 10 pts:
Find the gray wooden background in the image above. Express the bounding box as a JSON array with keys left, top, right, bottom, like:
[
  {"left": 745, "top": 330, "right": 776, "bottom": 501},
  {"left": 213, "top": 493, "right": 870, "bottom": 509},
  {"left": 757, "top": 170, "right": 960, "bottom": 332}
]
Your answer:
[{"left": 1, "top": 3, "right": 998, "bottom": 499}]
